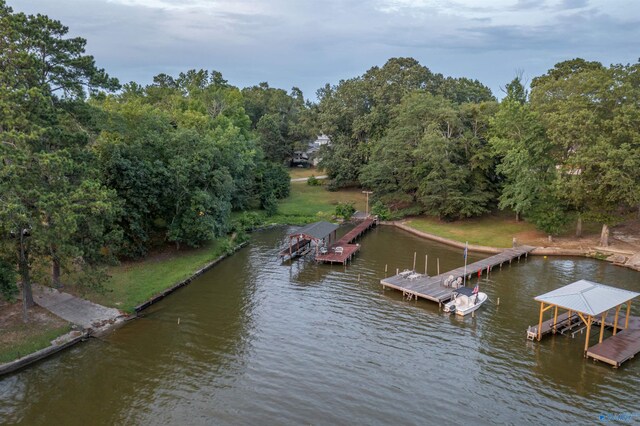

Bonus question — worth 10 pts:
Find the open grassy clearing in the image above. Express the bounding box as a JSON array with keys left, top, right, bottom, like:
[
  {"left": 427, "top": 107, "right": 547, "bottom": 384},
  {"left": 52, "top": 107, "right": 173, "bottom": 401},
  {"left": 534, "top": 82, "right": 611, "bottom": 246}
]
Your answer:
[
  {"left": 404, "top": 215, "right": 544, "bottom": 248},
  {"left": 65, "top": 238, "right": 235, "bottom": 313},
  {"left": 275, "top": 182, "right": 367, "bottom": 223}
]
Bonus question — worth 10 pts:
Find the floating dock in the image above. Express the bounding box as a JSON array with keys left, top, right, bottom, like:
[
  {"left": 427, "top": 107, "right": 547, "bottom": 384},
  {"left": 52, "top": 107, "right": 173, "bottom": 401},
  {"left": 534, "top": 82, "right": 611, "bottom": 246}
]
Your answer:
[
  {"left": 315, "top": 218, "right": 376, "bottom": 264},
  {"left": 381, "top": 245, "right": 535, "bottom": 303}
]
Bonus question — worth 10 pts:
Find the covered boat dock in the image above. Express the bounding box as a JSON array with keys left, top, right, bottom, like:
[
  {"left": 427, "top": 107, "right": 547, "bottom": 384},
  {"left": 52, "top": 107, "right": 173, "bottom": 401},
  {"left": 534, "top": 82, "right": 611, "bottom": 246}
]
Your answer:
[
  {"left": 529, "top": 280, "right": 640, "bottom": 368},
  {"left": 279, "top": 221, "right": 339, "bottom": 261}
]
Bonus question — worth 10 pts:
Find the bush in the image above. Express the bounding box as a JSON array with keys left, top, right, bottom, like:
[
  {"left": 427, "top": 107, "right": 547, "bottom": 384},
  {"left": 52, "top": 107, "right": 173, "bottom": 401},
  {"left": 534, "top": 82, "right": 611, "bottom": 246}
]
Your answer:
[
  {"left": 0, "top": 260, "right": 18, "bottom": 302},
  {"left": 232, "top": 211, "right": 267, "bottom": 232},
  {"left": 262, "top": 193, "right": 278, "bottom": 216},
  {"left": 388, "top": 205, "right": 424, "bottom": 221},
  {"left": 370, "top": 201, "right": 391, "bottom": 221},
  {"left": 335, "top": 202, "right": 356, "bottom": 220},
  {"left": 307, "top": 175, "right": 321, "bottom": 186}
]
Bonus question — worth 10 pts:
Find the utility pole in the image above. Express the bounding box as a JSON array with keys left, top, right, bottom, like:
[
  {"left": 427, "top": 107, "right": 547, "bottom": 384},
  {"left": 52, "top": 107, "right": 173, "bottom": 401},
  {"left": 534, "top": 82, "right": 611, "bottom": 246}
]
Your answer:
[{"left": 362, "top": 190, "right": 373, "bottom": 217}]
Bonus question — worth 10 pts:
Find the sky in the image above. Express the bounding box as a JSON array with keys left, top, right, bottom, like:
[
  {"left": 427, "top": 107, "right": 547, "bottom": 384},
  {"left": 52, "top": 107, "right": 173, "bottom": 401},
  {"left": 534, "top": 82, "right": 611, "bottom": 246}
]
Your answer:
[{"left": 10, "top": 0, "right": 640, "bottom": 100}]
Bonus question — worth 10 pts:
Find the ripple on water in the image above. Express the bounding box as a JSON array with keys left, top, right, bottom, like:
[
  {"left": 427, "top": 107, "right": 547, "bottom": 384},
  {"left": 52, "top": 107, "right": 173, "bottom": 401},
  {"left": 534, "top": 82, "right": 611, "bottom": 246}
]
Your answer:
[{"left": 1, "top": 226, "right": 639, "bottom": 425}]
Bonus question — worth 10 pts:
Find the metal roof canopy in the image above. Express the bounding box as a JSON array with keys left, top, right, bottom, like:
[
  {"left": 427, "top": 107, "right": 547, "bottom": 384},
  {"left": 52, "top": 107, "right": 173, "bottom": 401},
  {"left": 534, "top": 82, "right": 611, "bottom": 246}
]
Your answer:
[
  {"left": 292, "top": 221, "right": 339, "bottom": 240},
  {"left": 535, "top": 279, "right": 639, "bottom": 316}
]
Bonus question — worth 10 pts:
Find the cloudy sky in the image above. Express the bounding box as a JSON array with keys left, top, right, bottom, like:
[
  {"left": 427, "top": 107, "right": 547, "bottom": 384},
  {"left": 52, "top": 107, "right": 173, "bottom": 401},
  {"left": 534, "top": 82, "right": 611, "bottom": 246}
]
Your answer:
[{"left": 11, "top": 0, "right": 640, "bottom": 100}]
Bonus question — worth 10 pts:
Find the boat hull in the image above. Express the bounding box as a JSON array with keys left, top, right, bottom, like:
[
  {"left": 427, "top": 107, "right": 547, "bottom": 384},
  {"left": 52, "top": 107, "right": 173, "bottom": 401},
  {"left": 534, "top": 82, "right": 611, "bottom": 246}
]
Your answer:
[{"left": 444, "top": 292, "right": 488, "bottom": 316}]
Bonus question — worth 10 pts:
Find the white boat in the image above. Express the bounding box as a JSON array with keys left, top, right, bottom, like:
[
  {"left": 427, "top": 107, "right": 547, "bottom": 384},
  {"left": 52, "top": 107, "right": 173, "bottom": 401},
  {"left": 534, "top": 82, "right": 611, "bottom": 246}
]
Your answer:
[{"left": 443, "top": 287, "right": 488, "bottom": 316}]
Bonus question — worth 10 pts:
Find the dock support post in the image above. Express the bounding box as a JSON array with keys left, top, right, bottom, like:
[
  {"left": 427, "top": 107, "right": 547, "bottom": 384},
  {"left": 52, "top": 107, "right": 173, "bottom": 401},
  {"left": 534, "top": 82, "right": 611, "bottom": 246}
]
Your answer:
[
  {"left": 613, "top": 305, "right": 620, "bottom": 335},
  {"left": 583, "top": 316, "right": 592, "bottom": 355},
  {"left": 425, "top": 255, "right": 428, "bottom": 275},
  {"left": 437, "top": 258, "right": 440, "bottom": 275},
  {"left": 599, "top": 311, "right": 607, "bottom": 343},
  {"left": 497, "top": 297, "right": 500, "bottom": 306},
  {"left": 625, "top": 301, "right": 631, "bottom": 329},
  {"left": 537, "top": 302, "right": 545, "bottom": 341},
  {"left": 385, "top": 264, "right": 388, "bottom": 273},
  {"left": 553, "top": 306, "right": 558, "bottom": 333},
  {"left": 413, "top": 252, "right": 416, "bottom": 271},
  {"left": 396, "top": 268, "right": 399, "bottom": 275}
]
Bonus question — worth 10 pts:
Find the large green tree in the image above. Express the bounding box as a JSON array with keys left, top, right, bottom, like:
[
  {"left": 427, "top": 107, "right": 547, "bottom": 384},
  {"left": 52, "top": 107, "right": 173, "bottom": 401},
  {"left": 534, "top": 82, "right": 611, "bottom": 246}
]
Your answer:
[
  {"left": 530, "top": 59, "right": 640, "bottom": 245},
  {"left": 0, "top": 2, "right": 120, "bottom": 320},
  {"left": 316, "top": 57, "right": 494, "bottom": 189},
  {"left": 361, "top": 91, "right": 496, "bottom": 219},
  {"left": 489, "top": 77, "right": 567, "bottom": 233}
]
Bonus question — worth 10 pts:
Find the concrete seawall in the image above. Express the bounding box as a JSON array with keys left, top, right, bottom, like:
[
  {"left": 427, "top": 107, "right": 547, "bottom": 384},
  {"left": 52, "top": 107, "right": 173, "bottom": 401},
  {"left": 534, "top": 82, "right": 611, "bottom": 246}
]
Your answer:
[{"left": 0, "top": 241, "right": 249, "bottom": 377}]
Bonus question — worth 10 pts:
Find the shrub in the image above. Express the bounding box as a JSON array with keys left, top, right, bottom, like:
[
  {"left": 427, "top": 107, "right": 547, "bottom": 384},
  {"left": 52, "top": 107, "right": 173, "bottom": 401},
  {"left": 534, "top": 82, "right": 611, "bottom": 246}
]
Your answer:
[
  {"left": 370, "top": 201, "right": 391, "bottom": 221},
  {"left": 262, "top": 193, "right": 278, "bottom": 216},
  {"left": 307, "top": 175, "right": 321, "bottom": 186},
  {"left": 335, "top": 202, "right": 356, "bottom": 220},
  {"left": 0, "top": 260, "right": 18, "bottom": 302}
]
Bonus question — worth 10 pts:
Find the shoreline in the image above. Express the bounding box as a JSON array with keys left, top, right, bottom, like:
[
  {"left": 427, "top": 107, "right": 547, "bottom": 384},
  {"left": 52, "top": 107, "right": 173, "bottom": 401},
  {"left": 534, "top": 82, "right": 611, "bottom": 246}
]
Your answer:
[
  {"left": 0, "top": 241, "right": 249, "bottom": 377},
  {"left": 3, "top": 220, "right": 637, "bottom": 376},
  {"left": 382, "top": 221, "right": 640, "bottom": 269}
]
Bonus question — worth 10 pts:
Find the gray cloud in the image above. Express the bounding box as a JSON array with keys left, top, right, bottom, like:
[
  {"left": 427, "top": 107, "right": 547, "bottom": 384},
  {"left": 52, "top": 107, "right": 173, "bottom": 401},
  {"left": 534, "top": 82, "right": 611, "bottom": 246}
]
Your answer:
[{"left": 10, "top": 0, "right": 640, "bottom": 100}]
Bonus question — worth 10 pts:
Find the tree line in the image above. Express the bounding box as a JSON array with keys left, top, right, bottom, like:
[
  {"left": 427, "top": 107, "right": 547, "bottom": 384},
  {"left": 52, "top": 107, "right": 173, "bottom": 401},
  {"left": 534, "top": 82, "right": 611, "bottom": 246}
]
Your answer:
[
  {"left": 313, "top": 58, "right": 640, "bottom": 245},
  {"left": 0, "top": 2, "right": 304, "bottom": 317}
]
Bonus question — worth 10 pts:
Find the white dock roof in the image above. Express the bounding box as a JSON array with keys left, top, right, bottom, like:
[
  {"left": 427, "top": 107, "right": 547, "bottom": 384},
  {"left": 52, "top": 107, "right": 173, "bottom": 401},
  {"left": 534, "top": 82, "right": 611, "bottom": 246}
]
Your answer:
[{"left": 535, "top": 279, "right": 639, "bottom": 316}]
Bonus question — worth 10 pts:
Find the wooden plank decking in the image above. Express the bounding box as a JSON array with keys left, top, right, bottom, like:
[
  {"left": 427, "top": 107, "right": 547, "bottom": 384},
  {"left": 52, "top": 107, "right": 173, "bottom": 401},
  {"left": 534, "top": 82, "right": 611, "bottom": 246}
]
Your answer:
[
  {"left": 381, "top": 246, "right": 536, "bottom": 303},
  {"left": 587, "top": 329, "right": 640, "bottom": 367},
  {"left": 315, "top": 218, "right": 376, "bottom": 264}
]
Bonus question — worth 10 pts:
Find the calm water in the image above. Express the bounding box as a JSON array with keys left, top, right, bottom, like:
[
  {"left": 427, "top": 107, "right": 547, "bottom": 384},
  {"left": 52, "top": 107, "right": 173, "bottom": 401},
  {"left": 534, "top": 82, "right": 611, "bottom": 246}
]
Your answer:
[{"left": 1, "top": 226, "right": 639, "bottom": 425}]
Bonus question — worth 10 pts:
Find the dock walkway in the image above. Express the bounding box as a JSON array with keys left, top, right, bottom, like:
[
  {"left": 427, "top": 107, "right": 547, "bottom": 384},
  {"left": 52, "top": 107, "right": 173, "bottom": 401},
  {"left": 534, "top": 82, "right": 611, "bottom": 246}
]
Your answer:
[
  {"left": 381, "top": 246, "right": 536, "bottom": 303},
  {"left": 587, "top": 328, "right": 640, "bottom": 367},
  {"left": 316, "top": 218, "right": 376, "bottom": 264}
]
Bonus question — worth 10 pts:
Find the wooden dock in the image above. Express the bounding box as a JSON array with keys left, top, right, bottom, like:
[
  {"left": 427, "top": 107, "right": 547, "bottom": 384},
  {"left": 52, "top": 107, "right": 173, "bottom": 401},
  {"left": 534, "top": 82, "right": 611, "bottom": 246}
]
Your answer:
[
  {"left": 315, "top": 218, "right": 376, "bottom": 264},
  {"left": 587, "top": 328, "right": 640, "bottom": 368},
  {"left": 381, "top": 246, "right": 536, "bottom": 303}
]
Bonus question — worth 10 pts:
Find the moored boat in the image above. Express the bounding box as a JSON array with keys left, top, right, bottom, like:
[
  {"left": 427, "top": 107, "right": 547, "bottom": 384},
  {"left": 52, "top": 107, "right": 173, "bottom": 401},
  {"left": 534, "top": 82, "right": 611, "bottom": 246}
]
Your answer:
[{"left": 443, "top": 286, "right": 487, "bottom": 316}]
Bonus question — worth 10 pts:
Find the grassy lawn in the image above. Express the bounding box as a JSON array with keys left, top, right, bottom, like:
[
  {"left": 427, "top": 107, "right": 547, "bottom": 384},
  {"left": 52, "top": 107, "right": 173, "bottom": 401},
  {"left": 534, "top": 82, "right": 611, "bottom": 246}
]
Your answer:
[
  {"left": 274, "top": 182, "right": 367, "bottom": 223},
  {"left": 404, "top": 214, "right": 546, "bottom": 248},
  {"left": 70, "top": 238, "right": 235, "bottom": 313},
  {"left": 0, "top": 301, "right": 72, "bottom": 364},
  {"left": 288, "top": 167, "right": 324, "bottom": 179}
]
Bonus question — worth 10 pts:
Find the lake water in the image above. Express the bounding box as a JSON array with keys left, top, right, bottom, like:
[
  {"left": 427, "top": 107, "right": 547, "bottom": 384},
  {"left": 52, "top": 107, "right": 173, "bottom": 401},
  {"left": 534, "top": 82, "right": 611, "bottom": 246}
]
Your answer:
[{"left": 1, "top": 225, "right": 639, "bottom": 425}]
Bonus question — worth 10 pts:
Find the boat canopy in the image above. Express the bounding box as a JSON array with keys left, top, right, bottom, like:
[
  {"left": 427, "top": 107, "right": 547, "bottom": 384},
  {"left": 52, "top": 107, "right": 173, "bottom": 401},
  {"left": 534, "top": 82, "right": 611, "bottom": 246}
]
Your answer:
[
  {"left": 534, "top": 279, "right": 639, "bottom": 316},
  {"left": 455, "top": 287, "right": 475, "bottom": 297}
]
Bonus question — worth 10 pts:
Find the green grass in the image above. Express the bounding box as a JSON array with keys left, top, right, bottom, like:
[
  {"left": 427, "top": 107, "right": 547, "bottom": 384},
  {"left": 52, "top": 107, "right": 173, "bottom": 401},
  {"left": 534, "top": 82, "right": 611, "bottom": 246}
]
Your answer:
[
  {"left": 288, "top": 167, "right": 323, "bottom": 179},
  {"left": 74, "top": 237, "right": 237, "bottom": 313},
  {"left": 404, "top": 214, "right": 545, "bottom": 248},
  {"left": 275, "top": 182, "right": 367, "bottom": 223},
  {"left": 0, "top": 324, "right": 72, "bottom": 364}
]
